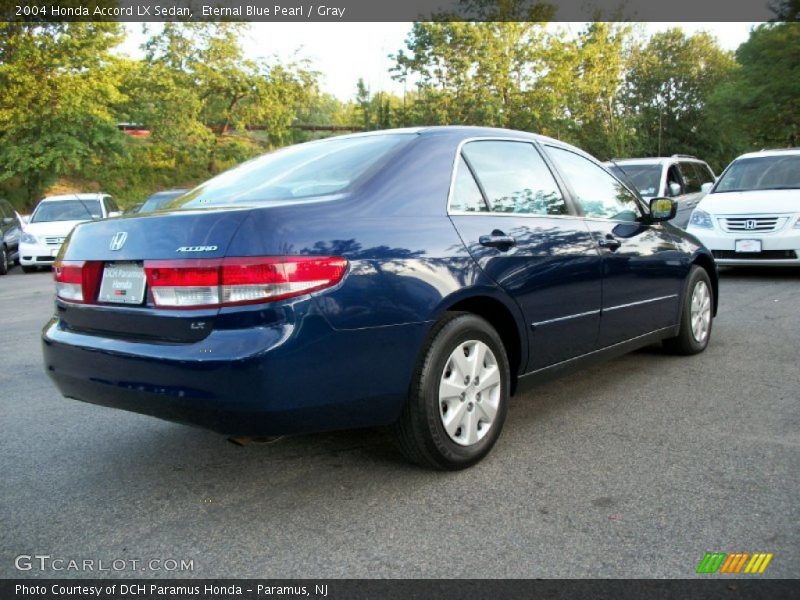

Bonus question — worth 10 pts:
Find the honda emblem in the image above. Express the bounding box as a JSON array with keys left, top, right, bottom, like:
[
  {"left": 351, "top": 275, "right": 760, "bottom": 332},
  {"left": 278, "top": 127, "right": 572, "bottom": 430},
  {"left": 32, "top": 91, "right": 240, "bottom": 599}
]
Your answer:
[{"left": 109, "top": 231, "right": 128, "bottom": 251}]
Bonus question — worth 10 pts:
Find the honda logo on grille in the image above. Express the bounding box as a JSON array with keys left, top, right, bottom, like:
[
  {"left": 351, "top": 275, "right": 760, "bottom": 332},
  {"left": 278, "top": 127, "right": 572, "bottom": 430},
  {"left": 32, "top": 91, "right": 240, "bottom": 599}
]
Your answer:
[
  {"left": 109, "top": 231, "right": 128, "bottom": 251},
  {"left": 744, "top": 220, "right": 757, "bottom": 230}
]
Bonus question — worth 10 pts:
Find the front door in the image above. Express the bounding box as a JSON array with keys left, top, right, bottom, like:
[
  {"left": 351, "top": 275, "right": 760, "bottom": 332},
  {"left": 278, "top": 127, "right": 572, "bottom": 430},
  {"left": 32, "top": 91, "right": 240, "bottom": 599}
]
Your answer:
[
  {"left": 543, "top": 145, "right": 685, "bottom": 347},
  {"left": 448, "top": 139, "right": 603, "bottom": 370}
]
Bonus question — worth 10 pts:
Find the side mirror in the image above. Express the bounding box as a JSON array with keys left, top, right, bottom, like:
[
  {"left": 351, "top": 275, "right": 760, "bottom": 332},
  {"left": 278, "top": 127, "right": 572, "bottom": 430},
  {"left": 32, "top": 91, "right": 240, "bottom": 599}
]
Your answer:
[
  {"left": 667, "top": 182, "right": 682, "bottom": 197},
  {"left": 2, "top": 217, "right": 13, "bottom": 225},
  {"left": 108, "top": 211, "right": 122, "bottom": 218},
  {"left": 649, "top": 197, "right": 677, "bottom": 223},
  {"left": 700, "top": 182, "right": 713, "bottom": 193}
]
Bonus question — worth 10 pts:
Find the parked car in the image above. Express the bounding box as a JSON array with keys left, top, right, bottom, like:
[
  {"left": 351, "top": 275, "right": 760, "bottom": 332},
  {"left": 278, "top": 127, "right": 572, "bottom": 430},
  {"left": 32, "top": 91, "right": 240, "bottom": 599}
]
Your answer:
[
  {"left": 0, "top": 198, "right": 22, "bottom": 275},
  {"left": 42, "top": 127, "right": 717, "bottom": 469},
  {"left": 137, "top": 189, "right": 189, "bottom": 213},
  {"left": 607, "top": 155, "right": 716, "bottom": 228},
  {"left": 687, "top": 148, "right": 800, "bottom": 266},
  {"left": 20, "top": 193, "right": 121, "bottom": 273}
]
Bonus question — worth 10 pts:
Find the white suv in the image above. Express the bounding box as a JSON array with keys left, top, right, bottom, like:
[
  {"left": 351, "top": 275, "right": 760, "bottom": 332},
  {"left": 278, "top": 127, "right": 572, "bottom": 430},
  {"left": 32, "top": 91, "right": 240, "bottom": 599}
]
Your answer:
[
  {"left": 19, "top": 193, "right": 121, "bottom": 272},
  {"left": 686, "top": 149, "right": 800, "bottom": 267},
  {"left": 607, "top": 155, "right": 716, "bottom": 228}
]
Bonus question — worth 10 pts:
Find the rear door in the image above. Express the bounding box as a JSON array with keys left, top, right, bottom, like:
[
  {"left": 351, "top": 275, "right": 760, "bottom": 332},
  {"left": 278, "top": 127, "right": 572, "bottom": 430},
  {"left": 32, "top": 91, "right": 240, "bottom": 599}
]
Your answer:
[
  {"left": 448, "top": 139, "right": 603, "bottom": 370},
  {"left": 543, "top": 145, "right": 684, "bottom": 347}
]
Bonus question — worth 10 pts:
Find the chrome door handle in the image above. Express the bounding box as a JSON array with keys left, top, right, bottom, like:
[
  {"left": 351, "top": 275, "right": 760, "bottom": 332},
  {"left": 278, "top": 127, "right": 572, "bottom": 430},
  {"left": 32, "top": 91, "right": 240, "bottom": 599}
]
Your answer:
[
  {"left": 479, "top": 234, "right": 516, "bottom": 249},
  {"left": 598, "top": 236, "right": 621, "bottom": 250}
]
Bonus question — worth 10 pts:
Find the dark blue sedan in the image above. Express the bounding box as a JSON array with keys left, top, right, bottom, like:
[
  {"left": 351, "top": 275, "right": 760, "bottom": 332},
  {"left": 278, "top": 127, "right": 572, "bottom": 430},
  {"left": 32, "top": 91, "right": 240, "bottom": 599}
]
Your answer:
[{"left": 42, "top": 127, "right": 717, "bottom": 469}]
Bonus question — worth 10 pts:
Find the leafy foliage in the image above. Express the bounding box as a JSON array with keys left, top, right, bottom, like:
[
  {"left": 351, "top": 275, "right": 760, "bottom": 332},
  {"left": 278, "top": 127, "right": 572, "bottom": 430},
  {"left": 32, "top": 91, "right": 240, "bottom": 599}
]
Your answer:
[{"left": 0, "top": 20, "right": 796, "bottom": 210}]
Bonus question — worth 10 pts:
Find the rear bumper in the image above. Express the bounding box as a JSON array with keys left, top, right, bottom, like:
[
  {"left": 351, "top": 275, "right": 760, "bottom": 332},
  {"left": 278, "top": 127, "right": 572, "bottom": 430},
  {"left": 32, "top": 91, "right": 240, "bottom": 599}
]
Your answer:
[{"left": 42, "top": 308, "right": 429, "bottom": 435}]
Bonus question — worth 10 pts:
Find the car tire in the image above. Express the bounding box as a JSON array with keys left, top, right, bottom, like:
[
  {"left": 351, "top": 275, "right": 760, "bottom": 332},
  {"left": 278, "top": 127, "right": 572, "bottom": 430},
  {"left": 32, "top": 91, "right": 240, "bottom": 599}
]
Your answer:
[
  {"left": 394, "top": 312, "right": 511, "bottom": 470},
  {"left": 663, "top": 265, "right": 714, "bottom": 355},
  {"left": 21, "top": 265, "right": 37, "bottom": 274},
  {"left": 0, "top": 246, "right": 8, "bottom": 275}
]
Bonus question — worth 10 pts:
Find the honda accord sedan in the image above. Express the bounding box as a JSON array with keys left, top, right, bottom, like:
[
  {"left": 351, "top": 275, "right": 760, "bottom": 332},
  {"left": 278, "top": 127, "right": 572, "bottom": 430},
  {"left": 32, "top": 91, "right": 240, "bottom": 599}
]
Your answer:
[{"left": 42, "top": 127, "right": 718, "bottom": 469}]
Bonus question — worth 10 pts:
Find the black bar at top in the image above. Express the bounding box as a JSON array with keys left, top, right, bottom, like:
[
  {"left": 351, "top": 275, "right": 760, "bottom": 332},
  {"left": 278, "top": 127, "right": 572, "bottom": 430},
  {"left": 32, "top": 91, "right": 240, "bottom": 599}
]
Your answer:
[{"left": 1, "top": 0, "right": 787, "bottom": 23}]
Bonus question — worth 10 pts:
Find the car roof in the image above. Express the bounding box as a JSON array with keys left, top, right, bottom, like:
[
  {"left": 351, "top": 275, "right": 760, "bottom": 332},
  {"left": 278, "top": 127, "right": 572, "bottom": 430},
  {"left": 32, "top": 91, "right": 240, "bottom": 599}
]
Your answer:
[
  {"left": 607, "top": 157, "right": 707, "bottom": 166},
  {"left": 40, "top": 193, "right": 108, "bottom": 202},
  {"left": 320, "top": 125, "right": 557, "bottom": 146},
  {"left": 735, "top": 148, "right": 800, "bottom": 159}
]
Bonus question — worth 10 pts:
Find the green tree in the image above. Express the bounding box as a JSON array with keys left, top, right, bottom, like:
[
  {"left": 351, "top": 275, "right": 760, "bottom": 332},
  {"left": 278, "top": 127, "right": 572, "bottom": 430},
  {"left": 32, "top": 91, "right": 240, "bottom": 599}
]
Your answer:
[
  {"left": 623, "top": 29, "right": 736, "bottom": 167},
  {"left": 391, "top": 21, "right": 552, "bottom": 128},
  {"left": 710, "top": 23, "right": 800, "bottom": 149},
  {"left": 0, "top": 23, "right": 126, "bottom": 204}
]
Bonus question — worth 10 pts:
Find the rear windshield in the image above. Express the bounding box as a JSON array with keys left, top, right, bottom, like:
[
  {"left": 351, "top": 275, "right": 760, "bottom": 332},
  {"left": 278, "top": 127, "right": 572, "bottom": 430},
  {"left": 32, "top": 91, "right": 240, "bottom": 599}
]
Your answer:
[
  {"left": 715, "top": 155, "right": 800, "bottom": 192},
  {"left": 139, "top": 191, "right": 186, "bottom": 213},
  {"left": 173, "top": 134, "right": 414, "bottom": 209},
  {"left": 609, "top": 164, "right": 662, "bottom": 197},
  {"left": 31, "top": 200, "right": 101, "bottom": 223}
]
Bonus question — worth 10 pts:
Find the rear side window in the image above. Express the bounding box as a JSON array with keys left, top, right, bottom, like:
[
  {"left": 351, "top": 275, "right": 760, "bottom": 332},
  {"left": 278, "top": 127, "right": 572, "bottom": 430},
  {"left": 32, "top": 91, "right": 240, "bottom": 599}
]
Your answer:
[
  {"left": 462, "top": 141, "right": 567, "bottom": 215},
  {"left": 546, "top": 146, "right": 639, "bottom": 221},
  {"left": 678, "top": 162, "right": 702, "bottom": 193},
  {"left": 696, "top": 163, "right": 715, "bottom": 185},
  {"left": 450, "top": 157, "right": 489, "bottom": 212},
  {"left": 177, "top": 134, "right": 414, "bottom": 208}
]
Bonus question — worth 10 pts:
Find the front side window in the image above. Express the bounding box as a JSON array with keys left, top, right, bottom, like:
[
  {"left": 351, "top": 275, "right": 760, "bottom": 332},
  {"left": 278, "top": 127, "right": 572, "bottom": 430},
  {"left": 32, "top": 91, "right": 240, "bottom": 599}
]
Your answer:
[
  {"left": 666, "top": 165, "right": 684, "bottom": 196},
  {"left": 450, "top": 157, "right": 489, "bottom": 212},
  {"left": 461, "top": 141, "right": 567, "bottom": 215},
  {"left": 105, "top": 197, "right": 119, "bottom": 213},
  {"left": 176, "top": 134, "right": 414, "bottom": 208},
  {"left": 31, "top": 200, "right": 102, "bottom": 223},
  {"left": 546, "top": 146, "right": 640, "bottom": 221},
  {"left": 715, "top": 155, "right": 800, "bottom": 192}
]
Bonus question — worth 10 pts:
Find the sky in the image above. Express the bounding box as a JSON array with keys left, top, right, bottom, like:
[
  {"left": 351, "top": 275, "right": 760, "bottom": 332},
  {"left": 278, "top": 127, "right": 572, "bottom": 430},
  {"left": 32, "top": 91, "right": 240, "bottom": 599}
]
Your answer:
[{"left": 118, "top": 22, "right": 761, "bottom": 101}]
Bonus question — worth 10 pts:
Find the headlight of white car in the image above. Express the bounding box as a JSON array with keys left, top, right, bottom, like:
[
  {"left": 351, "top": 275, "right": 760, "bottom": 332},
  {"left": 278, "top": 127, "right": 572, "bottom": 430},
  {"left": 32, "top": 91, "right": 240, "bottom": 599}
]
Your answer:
[
  {"left": 689, "top": 209, "right": 713, "bottom": 229},
  {"left": 21, "top": 232, "right": 38, "bottom": 244},
  {"left": 794, "top": 216, "right": 800, "bottom": 229}
]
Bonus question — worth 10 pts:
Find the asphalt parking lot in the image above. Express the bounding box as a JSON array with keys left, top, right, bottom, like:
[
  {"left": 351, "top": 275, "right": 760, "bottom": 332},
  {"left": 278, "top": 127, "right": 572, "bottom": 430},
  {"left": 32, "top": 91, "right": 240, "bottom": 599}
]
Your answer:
[{"left": 1, "top": 265, "right": 798, "bottom": 579}]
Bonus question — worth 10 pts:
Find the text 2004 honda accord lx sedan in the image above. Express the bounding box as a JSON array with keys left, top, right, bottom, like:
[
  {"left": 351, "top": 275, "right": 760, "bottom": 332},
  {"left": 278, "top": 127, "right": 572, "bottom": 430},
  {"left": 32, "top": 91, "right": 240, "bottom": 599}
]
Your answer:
[{"left": 43, "top": 127, "right": 718, "bottom": 469}]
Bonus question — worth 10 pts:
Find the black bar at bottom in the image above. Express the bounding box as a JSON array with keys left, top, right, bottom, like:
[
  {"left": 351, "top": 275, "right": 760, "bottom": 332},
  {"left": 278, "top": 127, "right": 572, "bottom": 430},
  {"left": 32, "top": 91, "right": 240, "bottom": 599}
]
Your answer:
[{"left": 2, "top": 579, "right": 799, "bottom": 600}]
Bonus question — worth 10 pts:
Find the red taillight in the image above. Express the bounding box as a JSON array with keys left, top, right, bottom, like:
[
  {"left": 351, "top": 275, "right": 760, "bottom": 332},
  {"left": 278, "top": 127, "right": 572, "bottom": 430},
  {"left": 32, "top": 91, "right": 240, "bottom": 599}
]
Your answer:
[
  {"left": 53, "top": 260, "right": 102, "bottom": 303},
  {"left": 144, "top": 256, "right": 348, "bottom": 309}
]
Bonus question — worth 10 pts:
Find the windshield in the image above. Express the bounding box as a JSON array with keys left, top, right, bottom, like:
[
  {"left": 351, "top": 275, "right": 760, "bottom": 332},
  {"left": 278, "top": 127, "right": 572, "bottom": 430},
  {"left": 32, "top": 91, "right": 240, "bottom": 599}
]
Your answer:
[
  {"left": 31, "top": 200, "right": 101, "bottom": 223},
  {"left": 715, "top": 155, "right": 800, "bottom": 192},
  {"left": 609, "top": 164, "right": 662, "bottom": 197},
  {"left": 174, "top": 134, "right": 414, "bottom": 209},
  {"left": 139, "top": 191, "right": 186, "bottom": 213}
]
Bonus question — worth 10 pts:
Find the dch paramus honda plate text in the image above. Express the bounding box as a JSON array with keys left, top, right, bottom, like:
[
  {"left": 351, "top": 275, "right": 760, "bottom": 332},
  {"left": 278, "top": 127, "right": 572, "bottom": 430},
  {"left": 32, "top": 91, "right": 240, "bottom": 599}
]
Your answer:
[{"left": 42, "top": 127, "right": 718, "bottom": 469}]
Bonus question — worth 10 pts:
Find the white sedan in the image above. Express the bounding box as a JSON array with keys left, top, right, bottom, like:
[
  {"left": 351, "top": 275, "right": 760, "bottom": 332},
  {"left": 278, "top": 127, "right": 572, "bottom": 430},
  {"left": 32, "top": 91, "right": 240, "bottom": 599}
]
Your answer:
[
  {"left": 19, "top": 193, "right": 121, "bottom": 272},
  {"left": 687, "top": 149, "right": 800, "bottom": 267}
]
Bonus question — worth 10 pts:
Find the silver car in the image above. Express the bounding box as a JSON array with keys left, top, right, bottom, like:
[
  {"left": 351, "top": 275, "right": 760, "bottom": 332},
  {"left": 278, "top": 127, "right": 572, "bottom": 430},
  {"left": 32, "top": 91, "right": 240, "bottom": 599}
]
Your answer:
[{"left": 607, "top": 155, "right": 716, "bottom": 228}]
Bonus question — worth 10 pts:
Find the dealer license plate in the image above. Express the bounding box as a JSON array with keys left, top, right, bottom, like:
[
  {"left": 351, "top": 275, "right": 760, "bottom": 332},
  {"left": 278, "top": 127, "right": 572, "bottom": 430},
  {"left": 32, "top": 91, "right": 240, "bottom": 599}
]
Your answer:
[
  {"left": 735, "top": 239, "right": 762, "bottom": 253},
  {"left": 98, "top": 263, "right": 146, "bottom": 305}
]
